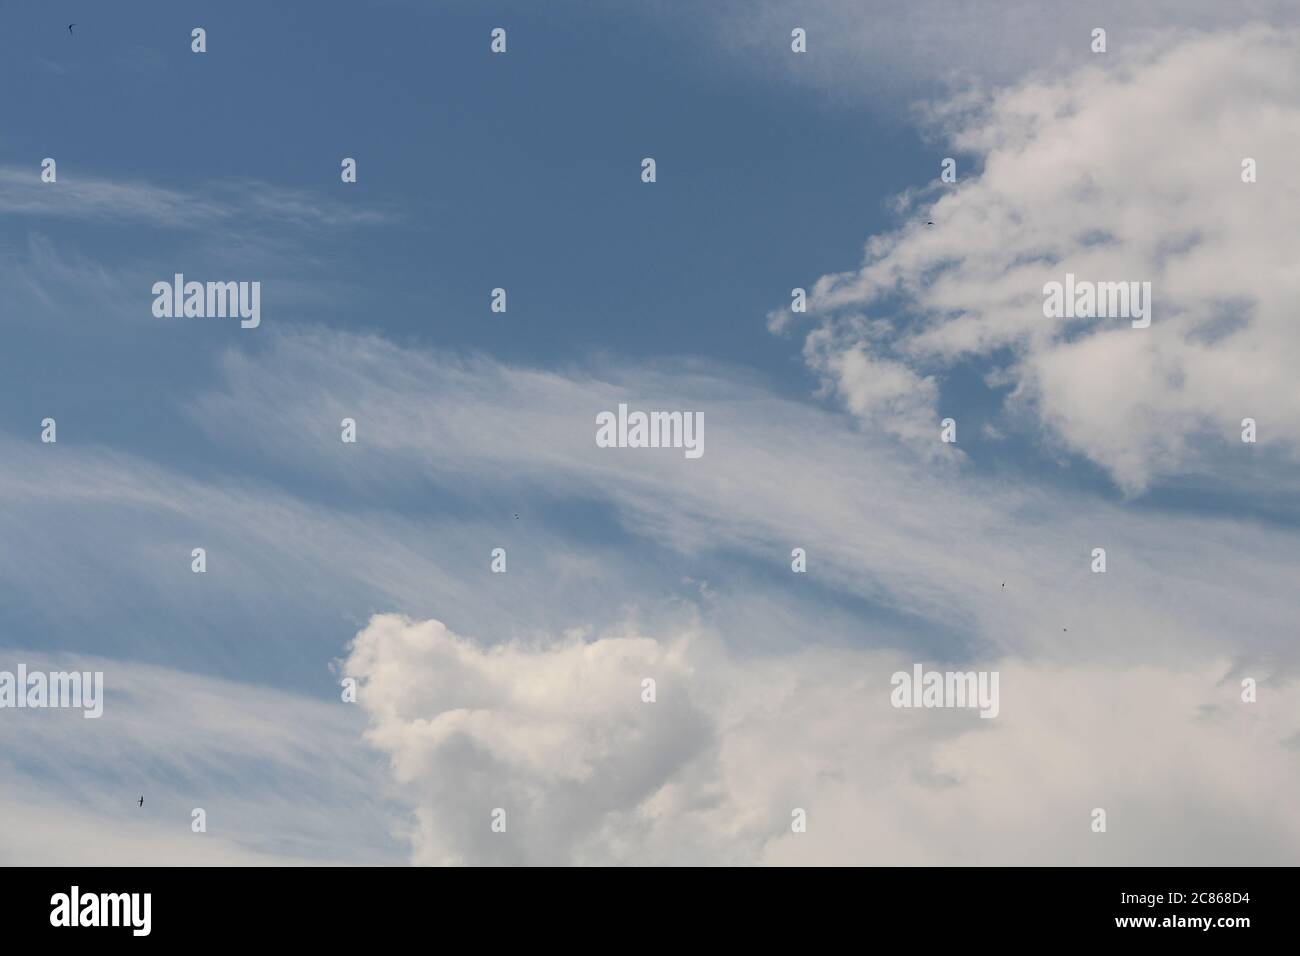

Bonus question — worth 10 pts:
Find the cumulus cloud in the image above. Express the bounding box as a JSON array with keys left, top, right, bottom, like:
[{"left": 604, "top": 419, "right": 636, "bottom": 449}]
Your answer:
[
  {"left": 780, "top": 26, "right": 1300, "bottom": 493},
  {"left": 801, "top": 324, "right": 944, "bottom": 447},
  {"left": 344, "top": 615, "right": 719, "bottom": 865},
  {"left": 345, "top": 614, "right": 1300, "bottom": 865}
]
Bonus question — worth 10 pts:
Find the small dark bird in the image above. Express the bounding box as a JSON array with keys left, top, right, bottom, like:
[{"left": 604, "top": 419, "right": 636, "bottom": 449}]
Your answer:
[
  {"left": 1000, "top": 581, "right": 1006, "bottom": 589},
  {"left": 138, "top": 795, "right": 144, "bottom": 807},
  {"left": 514, "top": 513, "right": 519, "bottom": 520},
  {"left": 925, "top": 220, "right": 935, "bottom": 226},
  {"left": 68, "top": 23, "right": 75, "bottom": 35},
  {"left": 1062, "top": 627, "right": 1068, "bottom": 632}
]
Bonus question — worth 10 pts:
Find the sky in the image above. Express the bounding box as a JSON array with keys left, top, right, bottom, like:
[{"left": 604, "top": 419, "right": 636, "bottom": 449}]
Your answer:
[{"left": 1, "top": 1, "right": 1298, "bottom": 865}]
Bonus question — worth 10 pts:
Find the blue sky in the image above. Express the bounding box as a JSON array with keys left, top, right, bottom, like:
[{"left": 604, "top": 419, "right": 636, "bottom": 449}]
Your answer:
[
  {"left": 2, "top": 2, "right": 1299, "bottom": 865},
  {"left": 6, "top": 1, "right": 909, "bottom": 366},
  {"left": 2, "top": 0, "right": 938, "bottom": 680}
]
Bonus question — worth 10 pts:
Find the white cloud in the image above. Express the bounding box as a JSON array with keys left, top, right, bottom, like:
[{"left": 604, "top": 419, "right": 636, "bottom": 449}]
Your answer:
[
  {"left": 4, "top": 319, "right": 1298, "bottom": 864},
  {"left": 780, "top": 26, "right": 1300, "bottom": 492},
  {"left": 346, "top": 614, "right": 1300, "bottom": 865},
  {"left": 0, "top": 651, "right": 402, "bottom": 865},
  {"left": 802, "top": 326, "right": 943, "bottom": 446},
  {"left": 0, "top": 165, "right": 393, "bottom": 229},
  {"left": 181, "top": 328, "right": 1300, "bottom": 669},
  {"left": 345, "top": 615, "right": 718, "bottom": 865}
]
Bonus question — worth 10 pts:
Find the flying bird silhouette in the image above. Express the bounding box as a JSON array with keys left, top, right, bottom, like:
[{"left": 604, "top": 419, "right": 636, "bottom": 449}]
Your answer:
[
  {"left": 68, "top": 23, "right": 75, "bottom": 35},
  {"left": 137, "top": 795, "right": 144, "bottom": 807}
]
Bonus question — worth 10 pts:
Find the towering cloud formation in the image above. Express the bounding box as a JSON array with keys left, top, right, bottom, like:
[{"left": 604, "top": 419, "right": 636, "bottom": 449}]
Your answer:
[{"left": 344, "top": 615, "right": 1300, "bottom": 865}]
